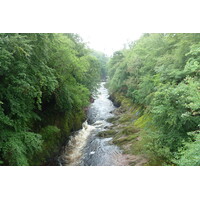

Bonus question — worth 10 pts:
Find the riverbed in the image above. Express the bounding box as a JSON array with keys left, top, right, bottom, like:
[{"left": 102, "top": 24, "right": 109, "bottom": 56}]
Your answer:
[{"left": 58, "top": 82, "right": 127, "bottom": 166}]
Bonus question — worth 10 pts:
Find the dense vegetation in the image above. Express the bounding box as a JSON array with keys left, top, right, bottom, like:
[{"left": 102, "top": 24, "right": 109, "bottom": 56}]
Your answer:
[
  {"left": 108, "top": 33, "right": 200, "bottom": 165},
  {"left": 1, "top": 33, "right": 199, "bottom": 166},
  {"left": 0, "top": 33, "right": 107, "bottom": 165}
]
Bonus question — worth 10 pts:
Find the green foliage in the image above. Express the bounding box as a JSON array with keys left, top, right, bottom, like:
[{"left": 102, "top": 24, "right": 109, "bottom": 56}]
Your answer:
[
  {"left": 92, "top": 51, "right": 109, "bottom": 80},
  {"left": 140, "top": 130, "right": 173, "bottom": 165},
  {"left": 0, "top": 131, "right": 42, "bottom": 166},
  {"left": 0, "top": 33, "right": 103, "bottom": 165},
  {"left": 108, "top": 33, "right": 200, "bottom": 165},
  {"left": 37, "top": 126, "right": 61, "bottom": 161},
  {"left": 176, "top": 131, "right": 200, "bottom": 166}
]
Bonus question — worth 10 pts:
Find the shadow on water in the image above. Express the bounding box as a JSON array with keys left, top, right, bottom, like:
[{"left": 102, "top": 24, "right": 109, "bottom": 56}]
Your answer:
[{"left": 59, "top": 82, "right": 125, "bottom": 166}]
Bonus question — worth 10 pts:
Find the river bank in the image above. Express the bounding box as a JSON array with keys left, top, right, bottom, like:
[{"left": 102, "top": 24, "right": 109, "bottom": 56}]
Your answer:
[
  {"left": 58, "top": 82, "right": 149, "bottom": 166},
  {"left": 99, "top": 92, "right": 148, "bottom": 166},
  {"left": 59, "top": 82, "right": 133, "bottom": 166}
]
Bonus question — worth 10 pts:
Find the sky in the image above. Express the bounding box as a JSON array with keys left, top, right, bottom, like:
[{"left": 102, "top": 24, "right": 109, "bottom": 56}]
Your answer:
[{"left": 79, "top": 32, "right": 142, "bottom": 56}]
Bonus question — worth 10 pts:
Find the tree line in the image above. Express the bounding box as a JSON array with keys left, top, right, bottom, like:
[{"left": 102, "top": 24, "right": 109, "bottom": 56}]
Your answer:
[
  {"left": 108, "top": 33, "right": 200, "bottom": 165},
  {"left": 0, "top": 33, "right": 108, "bottom": 165}
]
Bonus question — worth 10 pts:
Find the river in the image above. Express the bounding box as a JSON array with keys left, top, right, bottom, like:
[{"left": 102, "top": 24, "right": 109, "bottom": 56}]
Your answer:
[{"left": 58, "top": 82, "right": 126, "bottom": 166}]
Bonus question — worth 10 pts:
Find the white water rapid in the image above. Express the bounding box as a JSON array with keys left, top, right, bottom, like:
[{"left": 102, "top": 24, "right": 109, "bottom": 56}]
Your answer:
[{"left": 59, "top": 82, "right": 125, "bottom": 166}]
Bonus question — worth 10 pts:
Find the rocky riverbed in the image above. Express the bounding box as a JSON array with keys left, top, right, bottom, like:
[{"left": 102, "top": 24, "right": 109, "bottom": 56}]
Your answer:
[{"left": 97, "top": 92, "right": 148, "bottom": 166}]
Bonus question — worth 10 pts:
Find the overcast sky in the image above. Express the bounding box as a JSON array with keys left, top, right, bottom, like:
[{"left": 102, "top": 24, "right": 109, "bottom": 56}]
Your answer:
[{"left": 79, "top": 32, "right": 142, "bottom": 56}]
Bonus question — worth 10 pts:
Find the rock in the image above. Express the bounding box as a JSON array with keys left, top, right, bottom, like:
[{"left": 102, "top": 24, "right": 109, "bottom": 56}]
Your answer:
[
  {"left": 107, "top": 116, "right": 119, "bottom": 123},
  {"left": 97, "top": 130, "right": 117, "bottom": 138}
]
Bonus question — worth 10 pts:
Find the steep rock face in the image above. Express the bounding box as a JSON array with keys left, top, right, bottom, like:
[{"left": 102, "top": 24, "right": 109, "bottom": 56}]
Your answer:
[{"left": 108, "top": 93, "right": 121, "bottom": 108}]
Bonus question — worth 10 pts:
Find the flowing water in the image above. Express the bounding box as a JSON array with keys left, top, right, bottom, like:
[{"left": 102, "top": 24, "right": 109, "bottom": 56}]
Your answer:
[{"left": 59, "top": 82, "right": 125, "bottom": 166}]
